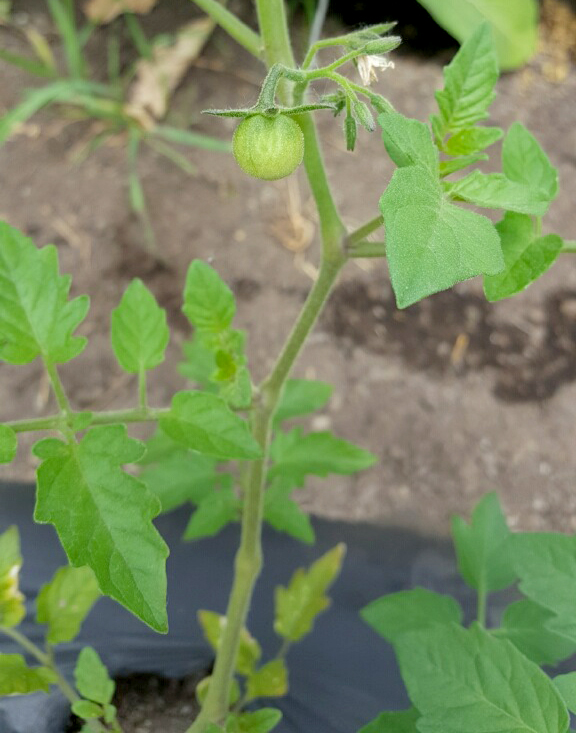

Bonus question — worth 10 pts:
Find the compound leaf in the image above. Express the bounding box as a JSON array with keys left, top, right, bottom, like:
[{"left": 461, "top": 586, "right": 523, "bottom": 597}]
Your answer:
[
  {"left": 380, "top": 164, "right": 504, "bottom": 308},
  {"left": 268, "top": 427, "right": 376, "bottom": 487},
  {"left": 431, "top": 24, "right": 499, "bottom": 138},
  {"left": 0, "top": 222, "right": 88, "bottom": 365},
  {"left": 361, "top": 588, "right": 462, "bottom": 644},
  {"left": 0, "top": 425, "right": 17, "bottom": 464},
  {"left": 111, "top": 278, "right": 169, "bottom": 373},
  {"left": 0, "top": 654, "right": 56, "bottom": 694},
  {"left": 447, "top": 170, "right": 551, "bottom": 216},
  {"left": 358, "top": 708, "right": 420, "bottom": 733},
  {"left": 500, "top": 599, "right": 576, "bottom": 666},
  {"left": 0, "top": 526, "right": 25, "bottom": 627},
  {"left": 452, "top": 492, "right": 516, "bottom": 593},
  {"left": 263, "top": 478, "right": 315, "bottom": 544},
  {"left": 396, "top": 623, "right": 569, "bottom": 733},
  {"left": 483, "top": 212, "right": 562, "bottom": 301},
  {"left": 443, "top": 126, "right": 503, "bottom": 156},
  {"left": 379, "top": 113, "right": 438, "bottom": 174},
  {"left": 183, "top": 260, "right": 235, "bottom": 334},
  {"left": 246, "top": 659, "right": 288, "bottom": 700},
  {"left": 198, "top": 609, "right": 261, "bottom": 675},
  {"left": 74, "top": 646, "right": 115, "bottom": 705},
  {"left": 160, "top": 391, "right": 261, "bottom": 460},
  {"left": 503, "top": 122, "right": 559, "bottom": 210},
  {"left": 273, "top": 379, "right": 333, "bottom": 426},
  {"left": 36, "top": 565, "right": 101, "bottom": 645},
  {"left": 34, "top": 425, "right": 169, "bottom": 632},
  {"left": 183, "top": 484, "right": 240, "bottom": 540},
  {"left": 274, "top": 544, "right": 345, "bottom": 643}
]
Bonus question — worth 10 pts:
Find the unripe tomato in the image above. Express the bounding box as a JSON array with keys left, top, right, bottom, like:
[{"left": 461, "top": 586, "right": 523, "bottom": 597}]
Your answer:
[{"left": 232, "top": 114, "right": 304, "bottom": 181}]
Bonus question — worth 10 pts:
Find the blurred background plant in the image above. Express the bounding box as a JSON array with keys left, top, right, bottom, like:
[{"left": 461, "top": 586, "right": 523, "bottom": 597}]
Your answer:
[{"left": 0, "top": 0, "right": 230, "bottom": 250}]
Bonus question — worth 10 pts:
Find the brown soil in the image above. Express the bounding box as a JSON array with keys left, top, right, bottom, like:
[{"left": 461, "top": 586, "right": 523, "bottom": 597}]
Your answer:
[{"left": 1, "top": 1, "right": 576, "bottom": 730}]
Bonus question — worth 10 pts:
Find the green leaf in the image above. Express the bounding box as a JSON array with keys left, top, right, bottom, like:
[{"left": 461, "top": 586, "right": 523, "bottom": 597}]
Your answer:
[
  {"left": 438, "top": 152, "right": 488, "bottom": 177},
  {"left": 263, "top": 478, "right": 315, "bottom": 544},
  {"left": 198, "top": 610, "right": 261, "bottom": 675},
  {"left": 431, "top": 23, "right": 499, "bottom": 138},
  {"left": 71, "top": 700, "right": 103, "bottom": 720},
  {"left": 502, "top": 122, "right": 559, "bottom": 210},
  {"left": 358, "top": 708, "right": 420, "bottom": 733},
  {"left": 268, "top": 427, "right": 376, "bottom": 487},
  {"left": 183, "top": 260, "right": 235, "bottom": 334},
  {"left": 0, "top": 526, "right": 26, "bottom": 627},
  {"left": 447, "top": 170, "right": 551, "bottom": 215},
  {"left": 510, "top": 532, "right": 576, "bottom": 643},
  {"left": 0, "top": 424, "right": 17, "bottom": 463},
  {"left": 554, "top": 673, "right": 576, "bottom": 715},
  {"left": 274, "top": 544, "right": 345, "bottom": 643},
  {"left": 483, "top": 212, "right": 562, "bottom": 301},
  {"left": 443, "top": 126, "right": 503, "bottom": 156},
  {"left": 499, "top": 599, "right": 576, "bottom": 666},
  {"left": 379, "top": 113, "right": 438, "bottom": 174},
  {"left": 34, "top": 426, "right": 169, "bottom": 632},
  {"left": 395, "top": 623, "right": 569, "bottom": 733},
  {"left": 451, "top": 492, "right": 516, "bottom": 593},
  {"left": 110, "top": 278, "right": 169, "bottom": 373},
  {"left": 417, "top": 0, "right": 538, "bottom": 70},
  {"left": 246, "top": 659, "right": 288, "bottom": 700},
  {"left": 140, "top": 451, "right": 219, "bottom": 514},
  {"left": 361, "top": 588, "right": 462, "bottom": 644},
  {"left": 160, "top": 391, "right": 261, "bottom": 460},
  {"left": 74, "top": 646, "right": 115, "bottom": 705},
  {"left": 273, "top": 379, "right": 333, "bottom": 426},
  {"left": 380, "top": 164, "right": 504, "bottom": 308},
  {"left": 0, "top": 654, "right": 56, "bottom": 694},
  {"left": 178, "top": 335, "right": 217, "bottom": 387},
  {"left": 36, "top": 566, "right": 101, "bottom": 645},
  {"left": 0, "top": 222, "right": 88, "bottom": 365},
  {"left": 197, "top": 676, "right": 241, "bottom": 709},
  {"left": 183, "top": 484, "right": 240, "bottom": 540},
  {"left": 228, "top": 708, "right": 282, "bottom": 733}
]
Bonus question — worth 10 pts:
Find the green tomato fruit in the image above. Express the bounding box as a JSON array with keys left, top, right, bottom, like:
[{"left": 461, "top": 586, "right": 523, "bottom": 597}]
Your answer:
[{"left": 232, "top": 114, "right": 304, "bottom": 181}]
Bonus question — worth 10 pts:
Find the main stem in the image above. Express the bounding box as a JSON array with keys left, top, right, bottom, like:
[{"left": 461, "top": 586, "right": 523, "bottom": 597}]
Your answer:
[{"left": 187, "top": 2, "right": 345, "bottom": 731}]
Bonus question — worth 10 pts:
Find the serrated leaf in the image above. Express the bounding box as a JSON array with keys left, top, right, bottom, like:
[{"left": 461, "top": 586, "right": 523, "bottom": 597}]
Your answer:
[
  {"left": 431, "top": 24, "right": 499, "bottom": 138},
  {"left": 554, "top": 673, "right": 576, "bottom": 715},
  {"left": 74, "top": 646, "right": 115, "bottom": 705},
  {"left": 0, "top": 222, "right": 88, "bottom": 365},
  {"left": 160, "top": 391, "right": 261, "bottom": 460},
  {"left": 451, "top": 492, "right": 516, "bottom": 593},
  {"left": 499, "top": 599, "right": 576, "bottom": 666},
  {"left": 443, "top": 126, "right": 503, "bottom": 156},
  {"left": 229, "top": 708, "right": 282, "bottom": 733},
  {"left": 483, "top": 212, "right": 562, "bottom": 301},
  {"left": 183, "top": 485, "right": 240, "bottom": 540},
  {"left": 268, "top": 427, "right": 376, "bottom": 487},
  {"left": 71, "top": 700, "right": 103, "bottom": 720},
  {"left": 264, "top": 479, "right": 315, "bottom": 544},
  {"left": 361, "top": 588, "right": 462, "bottom": 644},
  {"left": 380, "top": 164, "right": 504, "bottom": 308},
  {"left": 358, "top": 708, "right": 420, "bottom": 733},
  {"left": 447, "top": 170, "right": 550, "bottom": 215},
  {"left": 274, "top": 544, "right": 345, "bottom": 642},
  {"left": 502, "top": 122, "right": 559, "bottom": 210},
  {"left": 273, "top": 379, "right": 333, "bottom": 426},
  {"left": 139, "top": 451, "right": 219, "bottom": 514},
  {"left": 395, "top": 623, "right": 569, "bottom": 733},
  {"left": 0, "top": 526, "right": 25, "bottom": 627},
  {"left": 510, "top": 533, "right": 576, "bottom": 644},
  {"left": 198, "top": 610, "right": 261, "bottom": 675},
  {"left": 379, "top": 113, "right": 438, "bottom": 174},
  {"left": 34, "top": 426, "right": 169, "bottom": 632},
  {"left": 0, "top": 654, "right": 56, "bottom": 693},
  {"left": 183, "top": 260, "right": 235, "bottom": 334},
  {"left": 0, "top": 424, "right": 17, "bottom": 463},
  {"left": 246, "top": 659, "right": 288, "bottom": 700},
  {"left": 418, "top": 0, "right": 538, "bottom": 70},
  {"left": 110, "top": 278, "right": 169, "bottom": 373},
  {"left": 36, "top": 566, "right": 101, "bottom": 645}
]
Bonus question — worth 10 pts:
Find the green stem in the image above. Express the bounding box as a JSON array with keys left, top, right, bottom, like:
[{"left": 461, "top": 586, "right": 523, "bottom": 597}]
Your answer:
[
  {"left": 138, "top": 368, "right": 148, "bottom": 410},
  {"left": 191, "top": 0, "right": 262, "bottom": 59},
  {"left": 44, "top": 361, "right": 72, "bottom": 416},
  {"left": 6, "top": 407, "right": 170, "bottom": 434},
  {"left": 347, "top": 240, "right": 386, "bottom": 258},
  {"left": 346, "top": 214, "right": 384, "bottom": 246}
]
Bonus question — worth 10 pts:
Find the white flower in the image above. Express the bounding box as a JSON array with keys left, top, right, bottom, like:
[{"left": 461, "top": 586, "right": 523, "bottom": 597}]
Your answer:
[{"left": 356, "top": 55, "right": 395, "bottom": 86}]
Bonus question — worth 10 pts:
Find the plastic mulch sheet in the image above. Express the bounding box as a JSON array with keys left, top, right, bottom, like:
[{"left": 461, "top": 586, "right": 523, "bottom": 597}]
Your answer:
[{"left": 0, "top": 481, "right": 477, "bottom": 733}]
